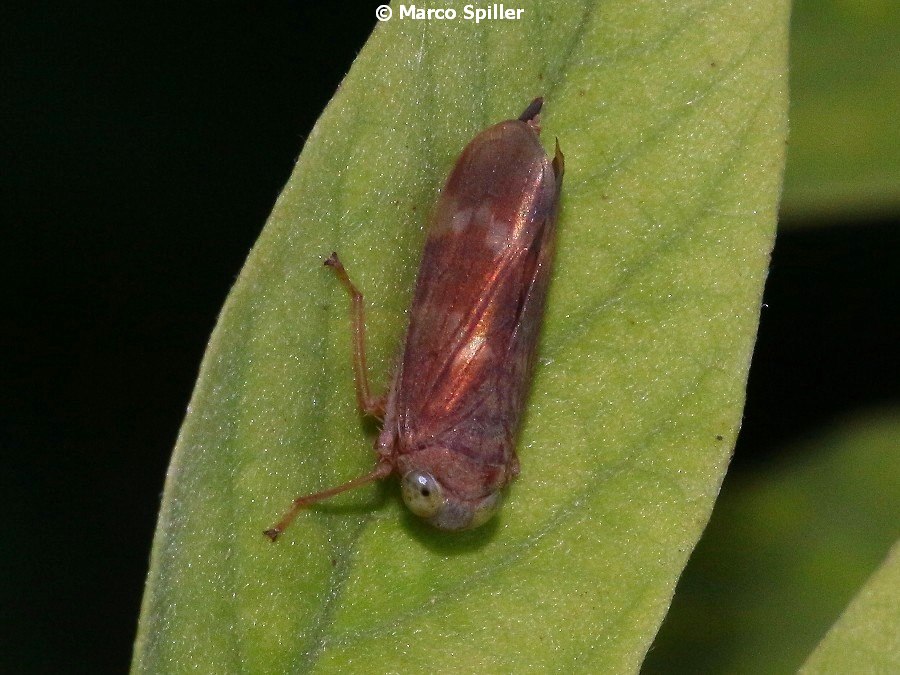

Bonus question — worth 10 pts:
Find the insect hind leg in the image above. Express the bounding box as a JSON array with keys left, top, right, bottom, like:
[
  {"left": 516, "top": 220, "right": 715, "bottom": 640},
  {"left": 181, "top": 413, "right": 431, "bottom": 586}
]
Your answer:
[{"left": 324, "top": 252, "right": 388, "bottom": 419}]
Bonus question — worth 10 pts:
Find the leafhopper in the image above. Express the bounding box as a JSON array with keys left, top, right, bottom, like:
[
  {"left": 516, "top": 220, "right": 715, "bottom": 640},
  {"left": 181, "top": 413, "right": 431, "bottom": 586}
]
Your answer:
[{"left": 266, "top": 98, "right": 563, "bottom": 538}]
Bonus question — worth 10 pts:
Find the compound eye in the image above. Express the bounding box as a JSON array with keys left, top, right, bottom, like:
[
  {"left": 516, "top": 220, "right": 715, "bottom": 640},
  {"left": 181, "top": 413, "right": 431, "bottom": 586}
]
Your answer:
[{"left": 400, "top": 471, "right": 444, "bottom": 518}]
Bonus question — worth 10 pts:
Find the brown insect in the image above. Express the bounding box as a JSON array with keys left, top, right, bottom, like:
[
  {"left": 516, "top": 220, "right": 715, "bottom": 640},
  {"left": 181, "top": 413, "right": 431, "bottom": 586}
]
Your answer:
[{"left": 265, "top": 97, "right": 563, "bottom": 538}]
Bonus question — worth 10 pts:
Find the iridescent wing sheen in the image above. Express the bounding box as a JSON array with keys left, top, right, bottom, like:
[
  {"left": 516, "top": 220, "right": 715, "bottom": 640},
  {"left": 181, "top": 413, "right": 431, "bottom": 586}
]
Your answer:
[{"left": 395, "top": 121, "right": 562, "bottom": 461}]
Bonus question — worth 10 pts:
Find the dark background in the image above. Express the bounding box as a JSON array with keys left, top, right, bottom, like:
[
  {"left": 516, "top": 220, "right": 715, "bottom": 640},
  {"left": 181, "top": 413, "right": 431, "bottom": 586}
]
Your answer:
[{"left": 2, "top": 3, "right": 897, "bottom": 673}]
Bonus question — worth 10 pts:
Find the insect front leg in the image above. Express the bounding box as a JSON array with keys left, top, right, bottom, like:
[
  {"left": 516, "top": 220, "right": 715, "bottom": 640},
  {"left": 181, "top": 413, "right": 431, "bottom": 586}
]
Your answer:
[{"left": 324, "top": 252, "right": 388, "bottom": 420}]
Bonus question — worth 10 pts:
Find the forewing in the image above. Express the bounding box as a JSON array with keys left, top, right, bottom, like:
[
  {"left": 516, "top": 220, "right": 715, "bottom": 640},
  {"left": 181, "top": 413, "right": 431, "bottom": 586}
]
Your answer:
[{"left": 396, "top": 121, "right": 560, "bottom": 458}]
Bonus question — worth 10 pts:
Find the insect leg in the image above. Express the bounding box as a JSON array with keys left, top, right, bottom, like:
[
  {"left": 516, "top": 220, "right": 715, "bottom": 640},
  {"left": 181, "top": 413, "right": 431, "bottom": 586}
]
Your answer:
[
  {"left": 518, "top": 96, "right": 543, "bottom": 123},
  {"left": 264, "top": 460, "right": 393, "bottom": 541},
  {"left": 324, "top": 252, "right": 388, "bottom": 419}
]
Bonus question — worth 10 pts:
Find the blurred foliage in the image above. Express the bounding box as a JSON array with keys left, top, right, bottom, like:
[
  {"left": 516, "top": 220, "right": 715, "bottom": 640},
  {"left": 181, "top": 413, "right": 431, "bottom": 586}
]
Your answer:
[
  {"left": 781, "top": 0, "right": 900, "bottom": 221},
  {"left": 644, "top": 410, "right": 900, "bottom": 673},
  {"left": 801, "top": 539, "right": 900, "bottom": 673},
  {"left": 653, "top": 2, "right": 900, "bottom": 666}
]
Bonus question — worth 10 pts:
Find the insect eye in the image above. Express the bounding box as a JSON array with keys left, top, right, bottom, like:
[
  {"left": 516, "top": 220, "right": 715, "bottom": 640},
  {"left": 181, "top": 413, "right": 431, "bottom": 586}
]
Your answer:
[{"left": 400, "top": 471, "right": 444, "bottom": 518}]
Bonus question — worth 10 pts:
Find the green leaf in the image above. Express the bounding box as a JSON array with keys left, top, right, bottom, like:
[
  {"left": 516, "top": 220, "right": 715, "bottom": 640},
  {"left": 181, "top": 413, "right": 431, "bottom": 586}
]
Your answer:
[
  {"left": 132, "top": 1, "right": 788, "bottom": 671},
  {"left": 801, "top": 539, "right": 900, "bottom": 673},
  {"left": 645, "top": 410, "right": 900, "bottom": 674},
  {"left": 781, "top": 0, "right": 900, "bottom": 220}
]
